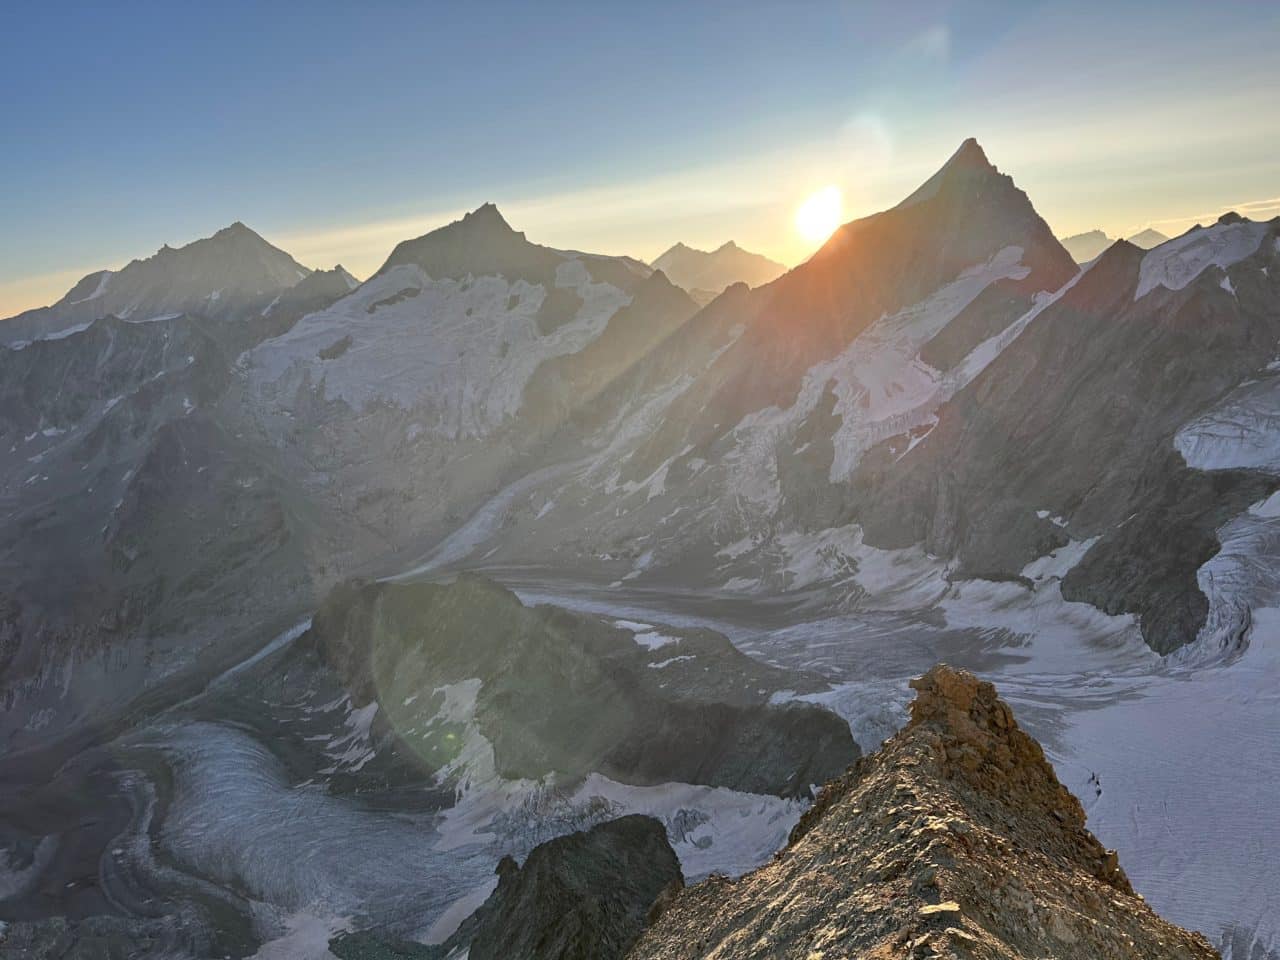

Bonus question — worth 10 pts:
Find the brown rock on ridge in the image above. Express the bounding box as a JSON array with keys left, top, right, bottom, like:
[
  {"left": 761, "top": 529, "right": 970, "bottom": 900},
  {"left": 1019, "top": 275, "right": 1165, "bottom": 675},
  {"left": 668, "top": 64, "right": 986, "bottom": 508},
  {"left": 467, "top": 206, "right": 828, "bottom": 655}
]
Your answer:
[{"left": 628, "top": 664, "right": 1218, "bottom": 960}]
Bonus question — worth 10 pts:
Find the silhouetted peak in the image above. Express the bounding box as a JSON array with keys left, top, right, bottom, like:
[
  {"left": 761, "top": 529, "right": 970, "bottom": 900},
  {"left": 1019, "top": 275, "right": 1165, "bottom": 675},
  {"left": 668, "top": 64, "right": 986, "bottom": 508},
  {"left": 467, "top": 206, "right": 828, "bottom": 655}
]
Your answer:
[
  {"left": 896, "top": 137, "right": 1004, "bottom": 210},
  {"left": 211, "top": 220, "right": 262, "bottom": 242},
  {"left": 460, "top": 202, "right": 516, "bottom": 234},
  {"left": 949, "top": 136, "right": 993, "bottom": 170}
]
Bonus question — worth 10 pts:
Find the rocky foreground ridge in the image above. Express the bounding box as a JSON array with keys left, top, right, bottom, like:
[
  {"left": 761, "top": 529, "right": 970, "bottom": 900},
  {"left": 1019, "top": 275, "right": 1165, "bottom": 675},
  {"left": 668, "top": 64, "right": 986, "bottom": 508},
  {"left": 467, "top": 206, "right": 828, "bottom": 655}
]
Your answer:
[
  {"left": 629, "top": 664, "right": 1217, "bottom": 959},
  {"left": 332, "top": 665, "right": 1216, "bottom": 960}
]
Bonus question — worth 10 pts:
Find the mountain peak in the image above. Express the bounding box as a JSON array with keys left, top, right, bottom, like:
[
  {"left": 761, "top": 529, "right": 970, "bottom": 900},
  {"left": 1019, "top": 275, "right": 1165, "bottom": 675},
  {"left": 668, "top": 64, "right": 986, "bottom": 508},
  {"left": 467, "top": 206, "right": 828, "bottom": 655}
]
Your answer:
[
  {"left": 375, "top": 202, "right": 556, "bottom": 283},
  {"left": 949, "top": 135, "right": 992, "bottom": 169},
  {"left": 651, "top": 241, "right": 786, "bottom": 295},
  {"left": 896, "top": 136, "right": 1001, "bottom": 210},
  {"left": 1126, "top": 227, "right": 1171, "bottom": 249},
  {"left": 210, "top": 220, "right": 262, "bottom": 242},
  {"left": 462, "top": 202, "right": 514, "bottom": 231}
]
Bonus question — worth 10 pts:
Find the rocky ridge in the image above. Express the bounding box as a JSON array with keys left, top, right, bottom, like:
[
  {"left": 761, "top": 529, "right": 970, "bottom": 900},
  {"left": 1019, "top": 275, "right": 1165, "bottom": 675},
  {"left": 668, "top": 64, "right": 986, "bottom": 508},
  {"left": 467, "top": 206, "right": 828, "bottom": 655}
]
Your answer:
[{"left": 628, "top": 665, "right": 1218, "bottom": 959}]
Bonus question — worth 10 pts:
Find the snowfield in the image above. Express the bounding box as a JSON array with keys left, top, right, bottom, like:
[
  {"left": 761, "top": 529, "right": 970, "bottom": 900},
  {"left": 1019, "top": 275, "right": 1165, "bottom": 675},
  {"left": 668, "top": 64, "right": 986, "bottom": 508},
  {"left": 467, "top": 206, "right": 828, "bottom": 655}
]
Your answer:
[{"left": 246, "top": 255, "right": 632, "bottom": 439}]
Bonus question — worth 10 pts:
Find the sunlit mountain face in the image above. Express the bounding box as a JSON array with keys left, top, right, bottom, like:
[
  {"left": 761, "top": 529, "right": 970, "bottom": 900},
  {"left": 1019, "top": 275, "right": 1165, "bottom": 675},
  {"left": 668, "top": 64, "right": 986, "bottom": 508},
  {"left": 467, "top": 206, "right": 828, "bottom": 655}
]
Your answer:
[{"left": 2, "top": 5, "right": 1280, "bottom": 959}]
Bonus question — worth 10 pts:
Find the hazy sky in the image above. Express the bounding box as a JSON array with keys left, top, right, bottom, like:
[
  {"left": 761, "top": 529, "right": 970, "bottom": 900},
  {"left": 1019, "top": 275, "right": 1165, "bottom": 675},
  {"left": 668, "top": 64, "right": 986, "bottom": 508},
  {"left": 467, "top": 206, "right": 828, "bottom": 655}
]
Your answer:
[{"left": 2, "top": 1, "right": 1277, "bottom": 316}]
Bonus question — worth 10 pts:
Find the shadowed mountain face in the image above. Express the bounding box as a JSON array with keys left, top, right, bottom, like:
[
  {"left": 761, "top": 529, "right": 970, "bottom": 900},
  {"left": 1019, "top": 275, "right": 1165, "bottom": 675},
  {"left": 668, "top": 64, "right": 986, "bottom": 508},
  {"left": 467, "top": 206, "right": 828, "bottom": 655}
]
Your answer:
[
  {"left": 0, "top": 225, "right": 363, "bottom": 754},
  {"left": 853, "top": 219, "right": 1280, "bottom": 652},
  {"left": 629, "top": 665, "right": 1218, "bottom": 960},
  {"left": 650, "top": 241, "right": 786, "bottom": 303}
]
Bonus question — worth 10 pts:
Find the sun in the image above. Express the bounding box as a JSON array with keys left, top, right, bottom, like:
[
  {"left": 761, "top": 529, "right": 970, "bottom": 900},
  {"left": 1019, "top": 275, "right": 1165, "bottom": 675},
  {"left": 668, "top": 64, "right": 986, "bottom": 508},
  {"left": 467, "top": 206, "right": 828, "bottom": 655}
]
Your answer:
[{"left": 794, "top": 185, "right": 843, "bottom": 246}]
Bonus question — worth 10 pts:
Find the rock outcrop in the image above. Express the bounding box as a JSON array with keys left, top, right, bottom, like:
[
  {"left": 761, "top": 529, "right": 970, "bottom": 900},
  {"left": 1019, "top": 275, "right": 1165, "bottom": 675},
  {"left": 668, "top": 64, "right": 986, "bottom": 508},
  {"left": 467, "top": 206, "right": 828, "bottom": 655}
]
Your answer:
[
  {"left": 295, "top": 575, "right": 858, "bottom": 798},
  {"left": 628, "top": 665, "right": 1218, "bottom": 959},
  {"left": 332, "top": 816, "right": 682, "bottom": 960}
]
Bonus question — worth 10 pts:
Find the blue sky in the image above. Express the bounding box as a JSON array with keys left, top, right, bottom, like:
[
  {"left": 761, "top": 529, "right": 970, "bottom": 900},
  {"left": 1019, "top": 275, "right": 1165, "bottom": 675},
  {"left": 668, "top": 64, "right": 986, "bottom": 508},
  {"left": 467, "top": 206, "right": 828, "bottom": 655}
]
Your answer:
[{"left": 2, "top": 1, "right": 1278, "bottom": 314}]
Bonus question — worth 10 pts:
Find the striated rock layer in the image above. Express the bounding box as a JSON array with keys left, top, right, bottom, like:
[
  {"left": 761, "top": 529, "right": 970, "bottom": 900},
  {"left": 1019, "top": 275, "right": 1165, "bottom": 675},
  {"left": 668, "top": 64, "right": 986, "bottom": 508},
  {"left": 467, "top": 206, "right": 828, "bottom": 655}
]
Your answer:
[{"left": 628, "top": 664, "right": 1218, "bottom": 960}]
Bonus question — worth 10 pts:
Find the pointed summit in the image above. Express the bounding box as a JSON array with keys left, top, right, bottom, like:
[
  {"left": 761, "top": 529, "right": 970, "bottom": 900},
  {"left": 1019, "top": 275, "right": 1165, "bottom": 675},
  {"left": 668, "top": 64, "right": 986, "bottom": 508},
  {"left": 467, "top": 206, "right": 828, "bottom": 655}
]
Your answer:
[
  {"left": 1126, "top": 227, "right": 1170, "bottom": 249},
  {"left": 214, "top": 220, "right": 254, "bottom": 237},
  {"left": 461, "top": 201, "right": 514, "bottom": 232},
  {"left": 896, "top": 136, "right": 1001, "bottom": 209},
  {"left": 375, "top": 203, "right": 559, "bottom": 284},
  {"left": 950, "top": 135, "right": 992, "bottom": 167}
]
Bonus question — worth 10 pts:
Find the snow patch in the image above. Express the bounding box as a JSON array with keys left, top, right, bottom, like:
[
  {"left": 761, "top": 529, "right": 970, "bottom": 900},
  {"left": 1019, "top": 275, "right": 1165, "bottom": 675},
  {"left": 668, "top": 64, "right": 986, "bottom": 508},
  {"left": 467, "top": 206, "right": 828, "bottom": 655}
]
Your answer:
[
  {"left": 1020, "top": 536, "right": 1098, "bottom": 582},
  {"left": 649, "top": 655, "right": 696, "bottom": 669},
  {"left": 632, "top": 631, "right": 679, "bottom": 651},
  {"left": 67, "top": 270, "right": 113, "bottom": 304}
]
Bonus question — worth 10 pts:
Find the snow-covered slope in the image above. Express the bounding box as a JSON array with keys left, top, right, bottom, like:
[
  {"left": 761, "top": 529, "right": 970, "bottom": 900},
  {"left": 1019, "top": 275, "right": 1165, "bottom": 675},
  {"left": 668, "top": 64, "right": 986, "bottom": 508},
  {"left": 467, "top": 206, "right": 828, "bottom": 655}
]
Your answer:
[
  {"left": 1135, "top": 216, "right": 1271, "bottom": 299},
  {"left": 249, "top": 256, "right": 631, "bottom": 437},
  {"left": 852, "top": 214, "right": 1280, "bottom": 654},
  {"left": 237, "top": 203, "right": 698, "bottom": 560},
  {"left": 469, "top": 138, "right": 1079, "bottom": 587}
]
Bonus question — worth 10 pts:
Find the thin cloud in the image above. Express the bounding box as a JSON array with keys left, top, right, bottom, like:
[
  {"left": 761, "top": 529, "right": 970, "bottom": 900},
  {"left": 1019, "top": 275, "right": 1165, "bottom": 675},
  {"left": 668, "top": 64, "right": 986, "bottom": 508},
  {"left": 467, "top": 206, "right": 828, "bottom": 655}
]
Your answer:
[{"left": 1137, "top": 195, "right": 1280, "bottom": 234}]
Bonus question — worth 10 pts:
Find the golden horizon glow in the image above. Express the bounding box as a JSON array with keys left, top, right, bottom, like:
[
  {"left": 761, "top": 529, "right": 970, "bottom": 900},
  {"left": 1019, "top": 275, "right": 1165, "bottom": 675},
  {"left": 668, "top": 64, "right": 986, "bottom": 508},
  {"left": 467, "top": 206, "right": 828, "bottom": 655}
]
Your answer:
[{"left": 794, "top": 185, "right": 843, "bottom": 247}]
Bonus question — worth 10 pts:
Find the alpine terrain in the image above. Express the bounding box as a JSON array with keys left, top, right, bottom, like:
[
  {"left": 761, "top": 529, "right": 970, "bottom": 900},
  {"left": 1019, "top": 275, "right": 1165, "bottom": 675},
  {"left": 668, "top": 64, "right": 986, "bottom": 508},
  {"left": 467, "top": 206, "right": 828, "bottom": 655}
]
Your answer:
[{"left": 1, "top": 137, "right": 1277, "bottom": 959}]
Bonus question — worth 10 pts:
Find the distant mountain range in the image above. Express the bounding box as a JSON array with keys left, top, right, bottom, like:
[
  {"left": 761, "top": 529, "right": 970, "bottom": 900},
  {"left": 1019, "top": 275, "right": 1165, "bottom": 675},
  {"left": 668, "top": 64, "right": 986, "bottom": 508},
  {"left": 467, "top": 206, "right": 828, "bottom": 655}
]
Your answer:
[
  {"left": 650, "top": 240, "right": 785, "bottom": 304},
  {"left": 1059, "top": 226, "right": 1170, "bottom": 263},
  {"left": 0, "top": 222, "right": 327, "bottom": 348}
]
